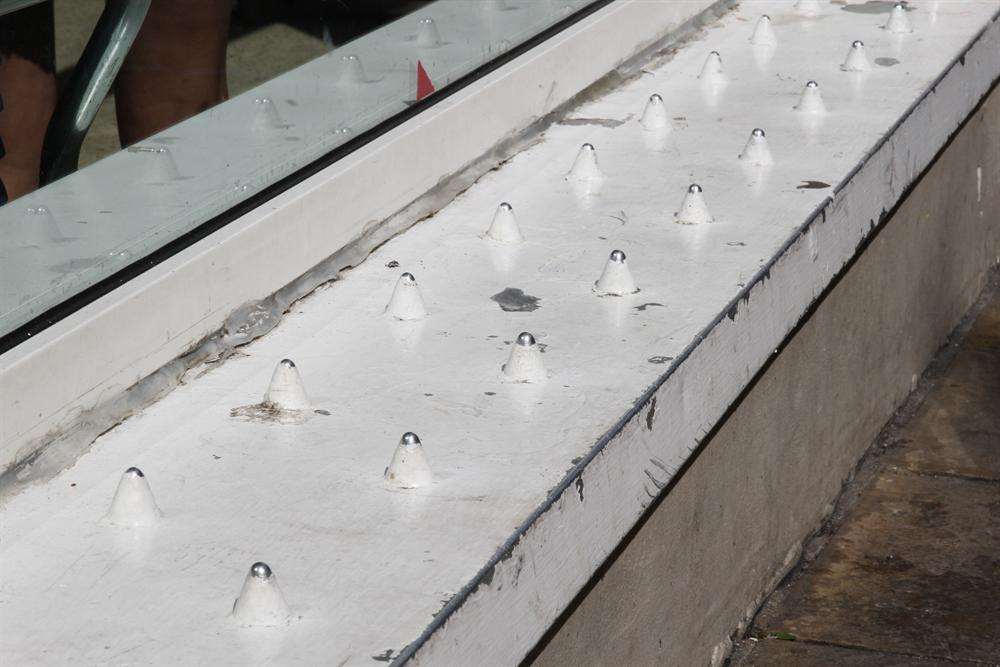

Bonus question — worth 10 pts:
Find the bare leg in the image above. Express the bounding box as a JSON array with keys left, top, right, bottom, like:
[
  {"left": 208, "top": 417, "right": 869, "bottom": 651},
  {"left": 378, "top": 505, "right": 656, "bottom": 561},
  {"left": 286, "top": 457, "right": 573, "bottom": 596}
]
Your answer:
[
  {"left": 0, "top": 1, "right": 57, "bottom": 204},
  {"left": 114, "top": 0, "right": 230, "bottom": 147}
]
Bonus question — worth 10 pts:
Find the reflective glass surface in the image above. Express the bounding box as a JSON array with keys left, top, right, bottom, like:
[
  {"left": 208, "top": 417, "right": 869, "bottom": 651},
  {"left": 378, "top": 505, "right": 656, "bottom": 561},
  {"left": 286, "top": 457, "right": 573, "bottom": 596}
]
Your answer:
[{"left": 0, "top": 0, "right": 596, "bottom": 342}]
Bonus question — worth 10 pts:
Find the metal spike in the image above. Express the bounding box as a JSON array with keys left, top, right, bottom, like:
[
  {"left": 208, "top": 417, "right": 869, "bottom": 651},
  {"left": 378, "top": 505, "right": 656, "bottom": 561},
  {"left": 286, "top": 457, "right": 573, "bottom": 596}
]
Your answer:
[
  {"left": 385, "top": 272, "right": 428, "bottom": 320},
  {"left": 384, "top": 432, "right": 433, "bottom": 489},
  {"left": 339, "top": 54, "right": 367, "bottom": 85},
  {"left": 698, "top": 51, "right": 725, "bottom": 83},
  {"left": 19, "top": 204, "right": 67, "bottom": 245},
  {"left": 885, "top": 3, "right": 913, "bottom": 34},
  {"left": 749, "top": 15, "right": 777, "bottom": 46},
  {"left": 251, "top": 97, "right": 287, "bottom": 131},
  {"left": 105, "top": 467, "right": 162, "bottom": 526},
  {"left": 502, "top": 332, "right": 546, "bottom": 383},
  {"left": 675, "top": 184, "right": 714, "bottom": 225},
  {"left": 485, "top": 202, "right": 525, "bottom": 244},
  {"left": 232, "top": 561, "right": 292, "bottom": 626},
  {"left": 795, "top": 80, "right": 826, "bottom": 113},
  {"left": 566, "top": 143, "right": 602, "bottom": 181},
  {"left": 739, "top": 128, "right": 774, "bottom": 166},
  {"left": 639, "top": 93, "right": 670, "bottom": 130},
  {"left": 841, "top": 40, "right": 871, "bottom": 72},
  {"left": 594, "top": 250, "right": 639, "bottom": 296},
  {"left": 264, "top": 358, "right": 310, "bottom": 411},
  {"left": 416, "top": 17, "right": 442, "bottom": 47}
]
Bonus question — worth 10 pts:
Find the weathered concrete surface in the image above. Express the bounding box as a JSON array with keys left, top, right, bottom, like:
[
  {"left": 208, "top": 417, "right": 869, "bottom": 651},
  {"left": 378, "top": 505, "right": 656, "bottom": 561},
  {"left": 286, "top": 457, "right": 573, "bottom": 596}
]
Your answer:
[
  {"left": 735, "top": 286, "right": 1000, "bottom": 666},
  {"left": 527, "top": 88, "right": 1000, "bottom": 666},
  {"left": 743, "top": 471, "right": 1000, "bottom": 663},
  {"left": 882, "top": 298, "right": 1000, "bottom": 482},
  {"left": 732, "top": 638, "right": 977, "bottom": 666}
]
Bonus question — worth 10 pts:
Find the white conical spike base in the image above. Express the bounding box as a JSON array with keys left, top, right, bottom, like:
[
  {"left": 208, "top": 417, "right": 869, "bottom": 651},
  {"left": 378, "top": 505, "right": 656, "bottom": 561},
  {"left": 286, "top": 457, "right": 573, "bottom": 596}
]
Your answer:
[
  {"left": 501, "top": 332, "right": 546, "bottom": 383},
  {"left": 639, "top": 94, "right": 670, "bottom": 130},
  {"left": 19, "top": 205, "right": 67, "bottom": 246},
  {"left": 674, "top": 184, "right": 714, "bottom": 225},
  {"left": 106, "top": 467, "right": 162, "bottom": 526},
  {"left": 566, "top": 143, "right": 602, "bottom": 181},
  {"left": 698, "top": 51, "right": 725, "bottom": 83},
  {"left": 795, "top": 81, "right": 826, "bottom": 113},
  {"left": 264, "top": 359, "right": 310, "bottom": 411},
  {"left": 485, "top": 202, "right": 525, "bottom": 244},
  {"left": 252, "top": 97, "right": 286, "bottom": 132},
  {"left": 794, "top": 0, "right": 821, "bottom": 16},
  {"left": 137, "top": 147, "right": 181, "bottom": 183},
  {"left": 750, "top": 15, "right": 776, "bottom": 46},
  {"left": 416, "top": 17, "right": 441, "bottom": 47},
  {"left": 739, "top": 129, "right": 774, "bottom": 166},
  {"left": 339, "top": 54, "right": 367, "bottom": 85},
  {"left": 841, "top": 41, "right": 871, "bottom": 72},
  {"left": 385, "top": 273, "right": 428, "bottom": 320},
  {"left": 384, "top": 432, "right": 433, "bottom": 489},
  {"left": 594, "top": 250, "right": 639, "bottom": 296},
  {"left": 885, "top": 4, "right": 912, "bottom": 33},
  {"left": 232, "top": 563, "right": 292, "bottom": 627}
]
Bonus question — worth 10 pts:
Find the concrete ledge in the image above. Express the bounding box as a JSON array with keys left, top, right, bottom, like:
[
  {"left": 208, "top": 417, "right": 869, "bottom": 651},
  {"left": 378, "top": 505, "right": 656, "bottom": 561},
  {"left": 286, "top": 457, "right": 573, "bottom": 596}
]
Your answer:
[
  {"left": 528, "top": 85, "right": 1000, "bottom": 667},
  {"left": 0, "top": 0, "right": 722, "bottom": 476}
]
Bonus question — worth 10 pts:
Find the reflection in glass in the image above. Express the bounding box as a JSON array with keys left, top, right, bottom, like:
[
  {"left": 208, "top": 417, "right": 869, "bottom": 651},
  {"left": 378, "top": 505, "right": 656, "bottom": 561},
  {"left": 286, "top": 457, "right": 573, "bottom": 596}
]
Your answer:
[{"left": 0, "top": 0, "right": 595, "bottom": 340}]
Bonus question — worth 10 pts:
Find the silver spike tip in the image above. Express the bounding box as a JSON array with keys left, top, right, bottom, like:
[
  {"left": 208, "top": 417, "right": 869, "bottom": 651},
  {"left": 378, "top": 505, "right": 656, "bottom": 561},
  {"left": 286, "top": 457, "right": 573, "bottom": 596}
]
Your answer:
[
  {"left": 124, "top": 466, "right": 144, "bottom": 477},
  {"left": 499, "top": 202, "right": 513, "bottom": 211},
  {"left": 894, "top": 2, "right": 904, "bottom": 8},
  {"left": 280, "top": 358, "right": 296, "bottom": 368},
  {"left": 342, "top": 54, "right": 358, "bottom": 62},
  {"left": 710, "top": 50, "right": 720, "bottom": 56},
  {"left": 752, "top": 128, "right": 765, "bottom": 138},
  {"left": 400, "top": 272, "right": 416, "bottom": 283},
  {"left": 581, "top": 142, "right": 595, "bottom": 151},
  {"left": 688, "top": 183, "right": 703, "bottom": 194},
  {"left": 609, "top": 249, "right": 626, "bottom": 263},
  {"left": 253, "top": 96, "right": 271, "bottom": 105},
  {"left": 806, "top": 80, "right": 819, "bottom": 88},
  {"left": 155, "top": 147, "right": 168, "bottom": 154},
  {"left": 401, "top": 432, "right": 421, "bottom": 447},
  {"left": 419, "top": 17, "right": 434, "bottom": 25},
  {"left": 250, "top": 562, "right": 273, "bottom": 579},
  {"left": 649, "top": 93, "right": 663, "bottom": 102},
  {"left": 761, "top": 14, "right": 770, "bottom": 20},
  {"left": 517, "top": 332, "right": 536, "bottom": 347},
  {"left": 852, "top": 40, "right": 864, "bottom": 48}
]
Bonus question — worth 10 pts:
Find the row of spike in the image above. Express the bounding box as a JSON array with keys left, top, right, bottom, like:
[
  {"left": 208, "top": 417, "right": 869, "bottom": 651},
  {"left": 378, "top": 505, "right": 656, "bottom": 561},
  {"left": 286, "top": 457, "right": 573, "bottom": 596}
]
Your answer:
[{"left": 95, "top": 1, "right": 921, "bottom": 629}]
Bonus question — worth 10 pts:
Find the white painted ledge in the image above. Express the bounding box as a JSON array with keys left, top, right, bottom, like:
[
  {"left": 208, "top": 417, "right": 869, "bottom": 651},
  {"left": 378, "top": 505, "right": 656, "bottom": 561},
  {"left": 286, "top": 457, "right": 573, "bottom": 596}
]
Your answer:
[
  {"left": 1, "top": 1, "right": 998, "bottom": 666},
  {"left": 0, "top": 0, "right": 721, "bottom": 474}
]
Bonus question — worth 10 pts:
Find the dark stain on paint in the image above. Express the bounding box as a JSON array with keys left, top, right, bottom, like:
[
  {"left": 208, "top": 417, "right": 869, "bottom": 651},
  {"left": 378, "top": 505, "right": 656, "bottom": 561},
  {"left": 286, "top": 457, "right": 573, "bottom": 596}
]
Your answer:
[
  {"left": 797, "top": 180, "right": 831, "bottom": 189},
  {"left": 647, "top": 355, "right": 673, "bottom": 365},
  {"left": 372, "top": 649, "right": 394, "bottom": 662},
  {"left": 575, "top": 476, "right": 585, "bottom": 502},
  {"left": 491, "top": 287, "right": 541, "bottom": 312},
  {"left": 635, "top": 302, "right": 664, "bottom": 312},
  {"left": 646, "top": 396, "right": 657, "bottom": 431},
  {"left": 875, "top": 57, "right": 900, "bottom": 67}
]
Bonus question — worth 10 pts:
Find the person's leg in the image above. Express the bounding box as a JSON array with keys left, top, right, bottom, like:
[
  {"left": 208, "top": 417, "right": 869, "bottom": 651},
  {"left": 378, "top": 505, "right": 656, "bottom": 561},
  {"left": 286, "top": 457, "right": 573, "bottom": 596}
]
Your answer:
[
  {"left": 114, "top": 0, "right": 230, "bottom": 147},
  {"left": 0, "top": 1, "right": 57, "bottom": 204}
]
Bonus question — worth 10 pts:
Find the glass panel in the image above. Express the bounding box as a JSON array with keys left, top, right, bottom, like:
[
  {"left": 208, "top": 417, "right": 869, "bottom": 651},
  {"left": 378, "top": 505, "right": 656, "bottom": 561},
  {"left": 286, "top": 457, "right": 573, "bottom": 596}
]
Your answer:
[{"left": 0, "top": 0, "right": 596, "bottom": 341}]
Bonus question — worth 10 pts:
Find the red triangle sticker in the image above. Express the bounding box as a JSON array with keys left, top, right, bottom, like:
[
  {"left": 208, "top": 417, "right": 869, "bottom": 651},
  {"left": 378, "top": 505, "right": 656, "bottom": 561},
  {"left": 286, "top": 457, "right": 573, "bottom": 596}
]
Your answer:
[{"left": 416, "top": 61, "right": 435, "bottom": 101}]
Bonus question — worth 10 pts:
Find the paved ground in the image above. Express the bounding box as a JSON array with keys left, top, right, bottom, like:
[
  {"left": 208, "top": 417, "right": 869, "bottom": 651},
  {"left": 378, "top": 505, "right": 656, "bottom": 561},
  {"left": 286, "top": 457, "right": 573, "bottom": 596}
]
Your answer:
[{"left": 731, "top": 284, "right": 1000, "bottom": 666}]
